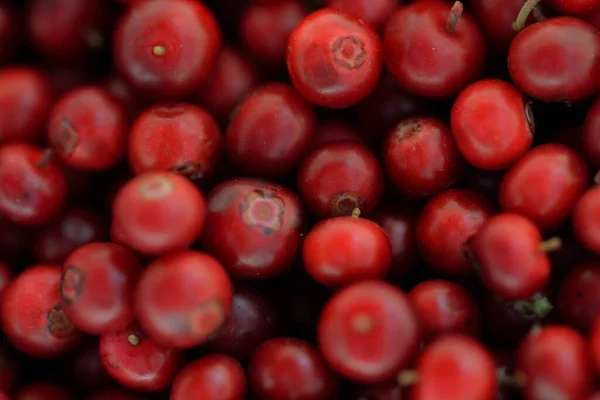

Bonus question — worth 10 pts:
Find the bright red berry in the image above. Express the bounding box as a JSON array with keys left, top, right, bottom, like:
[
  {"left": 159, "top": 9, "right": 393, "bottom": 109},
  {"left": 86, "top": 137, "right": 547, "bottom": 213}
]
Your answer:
[
  {"left": 287, "top": 8, "right": 382, "bottom": 108},
  {"left": 558, "top": 261, "right": 600, "bottom": 332},
  {"left": 573, "top": 186, "right": 600, "bottom": 255}
]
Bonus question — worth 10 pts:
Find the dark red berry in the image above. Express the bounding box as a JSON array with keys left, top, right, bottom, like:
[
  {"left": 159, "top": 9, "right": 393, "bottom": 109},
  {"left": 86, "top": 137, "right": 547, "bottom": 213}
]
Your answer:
[
  {"left": 470, "top": 0, "right": 530, "bottom": 52},
  {"left": 558, "top": 261, "right": 600, "bottom": 332},
  {"left": 0, "top": 263, "right": 11, "bottom": 302},
  {"left": 312, "top": 120, "right": 363, "bottom": 150},
  {"left": 573, "top": 186, "right": 600, "bottom": 255},
  {"left": 0, "top": 4, "right": 16, "bottom": 64},
  {"left": 71, "top": 339, "right": 112, "bottom": 389},
  {"left": 324, "top": 0, "right": 399, "bottom": 28},
  {"left": 590, "top": 316, "right": 600, "bottom": 373},
  {"left": 583, "top": 97, "right": 600, "bottom": 166}
]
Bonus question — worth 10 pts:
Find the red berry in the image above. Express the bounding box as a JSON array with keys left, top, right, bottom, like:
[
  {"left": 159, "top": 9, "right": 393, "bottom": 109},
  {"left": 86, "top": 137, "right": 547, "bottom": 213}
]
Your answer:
[
  {"left": 135, "top": 251, "right": 233, "bottom": 348},
  {"left": 408, "top": 279, "right": 480, "bottom": 341},
  {"left": 590, "top": 317, "right": 600, "bottom": 373},
  {"left": 0, "top": 68, "right": 52, "bottom": 144},
  {"left": 450, "top": 79, "right": 534, "bottom": 170},
  {"left": 508, "top": 17, "right": 600, "bottom": 103},
  {"left": 416, "top": 189, "right": 492, "bottom": 275},
  {"left": 303, "top": 216, "right": 392, "bottom": 287},
  {"left": 383, "top": 0, "right": 486, "bottom": 99},
  {"left": 2, "top": 265, "right": 81, "bottom": 357},
  {"left": 111, "top": 171, "right": 206, "bottom": 256},
  {"left": 405, "top": 335, "right": 496, "bottom": 400},
  {"left": 240, "top": 0, "right": 306, "bottom": 66},
  {"left": 583, "top": 98, "right": 600, "bottom": 166},
  {"left": 99, "top": 322, "right": 182, "bottom": 392},
  {"left": 128, "top": 103, "right": 222, "bottom": 181},
  {"left": 0, "top": 263, "right": 10, "bottom": 302},
  {"left": 573, "top": 186, "right": 600, "bottom": 255},
  {"left": 470, "top": 0, "right": 530, "bottom": 52},
  {"left": 499, "top": 143, "right": 590, "bottom": 233},
  {"left": 48, "top": 86, "right": 128, "bottom": 171},
  {"left": 171, "top": 354, "right": 247, "bottom": 400},
  {"left": 226, "top": 83, "right": 316, "bottom": 179},
  {"left": 287, "top": 8, "right": 382, "bottom": 108},
  {"left": 467, "top": 213, "right": 552, "bottom": 300},
  {"left": 298, "top": 142, "right": 384, "bottom": 218},
  {"left": 558, "top": 261, "right": 600, "bottom": 332},
  {"left": 15, "top": 382, "right": 74, "bottom": 400},
  {"left": 201, "top": 179, "right": 304, "bottom": 279},
  {"left": 59, "top": 242, "right": 143, "bottom": 335},
  {"left": 517, "top": 326, "right": 593, "bottom": 400},
  {"left": 248, "top": 338, "right": 338, "bottom": 400},
  {"left": 382, "top": 117, "right": 464, "bottom": 196},
  {"left": 324, "top": 0, "right": 399, "bottom": 28},
  {"left": 318, "top": 280, "right": 420, "bottom": 383},
  {"left": 546, "top": 0, "right": 600, "bottom": 15},
  {"left": 114, "top": 0, "right": 221, "bottom": 99}
]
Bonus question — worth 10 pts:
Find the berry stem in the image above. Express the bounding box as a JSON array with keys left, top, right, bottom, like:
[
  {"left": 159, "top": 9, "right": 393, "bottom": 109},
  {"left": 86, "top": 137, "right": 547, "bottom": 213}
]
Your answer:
[
  {"left": 152, "top": 45, "right": 166, "bottom": 56},
  {"left": 37, "top": 148, "right": 54, "bottom": 169},
  {"left": 539, "top": 237, "right": 562, "bottom": 253},
  {"left": 351, "top": 208, "right": 361, "bottom": 218},
  {"left": 512, "top": 0, "right": 542, "bottom": 31},
  {"left": 397, "top": 370, "right": 419, "bottom": 386},
  {"left": 127, "top": 333, "right": 140, "bottom": 346},
  {"left": 446, "top": 1, "right": 464, "bottom": 33}
]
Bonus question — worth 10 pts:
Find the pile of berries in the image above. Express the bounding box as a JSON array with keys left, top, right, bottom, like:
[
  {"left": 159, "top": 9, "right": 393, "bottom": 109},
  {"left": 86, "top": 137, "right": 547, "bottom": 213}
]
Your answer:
[{"left": 1, "top": 0, "right": 600, "bottom": 399}]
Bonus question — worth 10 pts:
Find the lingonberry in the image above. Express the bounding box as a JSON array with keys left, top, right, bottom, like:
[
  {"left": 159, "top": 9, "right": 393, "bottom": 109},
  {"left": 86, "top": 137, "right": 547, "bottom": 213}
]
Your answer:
[
  {"left": 303, "top": 215, "right": 392, "bottom": 287},
  {"left": 111, "top": 171, "right": 206, "bottom": 256},
  {"left": 298, "top": 142, "right": 384, "bottom": 218},
  {"left": 196, "top": 46, "right": 258, "bottom": 122},
  {"left": 206, "top": 286, "right": 279, "bottom": 360},
  {"left": 311, "top": 120, "right": 362, "bottom": 151},
  {"left": 85, "top": 388, "right": 142, "bottom": 400},
  {"left": 408, "top": 280, "right": 481, "bottom": 341},
  {"left": 508, "top": 17, "right": 600, "bottom": 103},
  {"left": 370, "top": 206, "right": 420, "bottom": 277},
  {"left": 318, "top": 280, "right": 420, "bottom": 383},
  {"left": 248, "top": 337, "right": 338, "bottom": 400},
  {"left": 34, "top": 208, "right": 107, "bottom": 265},
  {"left": 226, "top": 83, "right": 316, "bottom": 179},
  {"left": 128, "top": 103, "right": 222, "bottom": 181},
  {"left": 467, "top": 213, "right": 554, "bottom": 300},
  {"left": 382, "top": 117, "right": 464, "bottom": 196},
  {"left": 558, "top": 261, "right": 600, "bottom": 332},
  {"left": 71, "top": 339, "right": 112, "bottom": 389},
  {"left": 470, "top": 0, "right": 531, "bottom": 52},
  {"left": 240, "top": 0, "right": 306, "bottom": 67},
  {"left": 325, "top": 0, "right": 398, "bottom": 28},
  {"left": 416, "top": 189, "right": 493, "bottom": 275},
  {"left": 1, "top": 265, "right": 81, "bottom": 357},
  {"left": 0, "top": 68, "right": 52, "bottom": 144},
  {"left": 383, "top": 0, "right": 486, "bottom": 99},
  {"left": 450, "top": 79, "right": 534, "bottom": 170},
  {"left": 99, "top": 322, "right": 182, "bottom": 392},
  {"left": 573, "top": 187, "right": 600, "bottom": 255},
  {"left": 0, "top": 263, "right": 11, "bottom": 301},
  {"left": 135, "top": 251, "right": 233, "bottom": 348},
  {"left": 499, "top": 143, "right": 590, "bottom": 232},
  {"left": 518, "top": 0, "right": 600, "bottom": 17},
  {"left": 287, "top": 8, "right": 382, "bottom": 108},
  {"left": 48, "top": 86, "right": 128, "bottom": 171},
  {"left": 0, "top": 143, "right": 67, "bottom": 225},
  {"left": 590, "top": 317, "right": 600, "bottom": 373},
  {"left": 402, "top": 335, "right": 496, "bottom": 400},
  {"left": 114, "top": 0, "right": 221, "bottom": 99},
  {"left": 59, "top": 242, "right": 143, "bottom": 335},
  {"left": 200, "top": 179, "right": 304, "bottom": 279},
  {"left": 171, "top": 354, "right": 247, "bottom": 400},
  {"left": 516, "top": 325, "right": 593, "bottom": 400},
  {"left": 15, "top": 382, "right": 74, "bottom": 400},
  {"left": 584, "top": 98, "right": 600, "bottom": 166}
]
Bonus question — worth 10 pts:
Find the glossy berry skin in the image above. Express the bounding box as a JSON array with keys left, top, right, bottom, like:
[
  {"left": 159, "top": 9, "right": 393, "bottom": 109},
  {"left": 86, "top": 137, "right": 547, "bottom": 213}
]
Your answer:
[
  {"left": 573, "top": 187, "right": 600, "bottom": 255},
  {"left": 135, "top": 251, "right": 233, "bottom": 349},
  {"left": 207, "top": 286, "right": 279, "bottom": 361},
  {"left": 517, "top": 326, "right": 593, "bottom": 400},
  {"left": 468, "top": 213, "right": 550, "bottom": 301},
  {"left": 196, "top": 46, "right": 258, "bottom": 122},
  {"left": 409, "top": 335, "right": 496, "bottom": 400},
  {"left": 499, "top": 144, "right": 590, "bottom": 233},
  {"left": 114, "top": 0, "right": 221, "bottom": 99},
  {"left": 382, "top": 117, "right": 464, "bottom": 196},
  {"left": 99, "top": 323, "right": 182, "bottom": 392},
  {"left": 0, "top": 143, "right": 67, "bottom": 225},
  {"left": 303, "top": 216, "right": 392, "bottom": 287},
  {"left": 287, "top": 8, "right": 382, "bottom": 108},
  {"left": 450, "top": 79, "right": 534, "bottom": 170},
  {"left": 48, "top": 86, "right": 128, "bottom": 171},
  {"left": 325, "top": 0, "right": 398, "bottom": 28},
  {"left": 383, "top": 0, "right": 485, "bottom": 99},
  {"left": 34, "top": 208, "right": 106, "bottom": 265},
  {"left": 59, "top": 242, "right": 143, "bottom": 335},
  {"left": 171, "top": 354, "right": 246, "bottom": 400},
  {"left": 226, "top": 83, "right": 316, "bottom": 179},
  {"left": 583, "top": 98, "right": 600, "bottom": 166},
  {"left": 298, "top": 142, "right": 384, "bottom": 218},
  {"left": 15, "top": 383, "right": 74, "bottom": 400},
  {"left": 240, "top": 0, "right": 306, "bottom": 66},
  {"left": 1, "top": 265, "right": 81, "bottom": 357},
  {"left": 318, "top": 280, "right": 420, "bottom": 383},
  {"left": 416, "top": 189, "right": 493, "bottom": 275},
  {"left": 408, "top": 280, "right": 480, "bottom": 341},
  {"left": 128, "top": 103, "right": 222, "bottom": 180},
  {"left": 201, "top": 179, "right": 304, "bottom": 279},
  {"left": 111, "top": 171, "right": 206, "bottom": 256},
  {"left": 0, "top": 68, "right": 53, "bottom": 144},
  {"left": 558, "top": 261, "right": 600, "bottom": 332},
  {"left": 508, "top": 17, "right": 600, "bottom": 103},
  {"left": 248, "top": 338, "right": 338, "bottom": 400}
]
